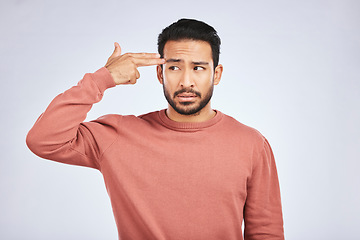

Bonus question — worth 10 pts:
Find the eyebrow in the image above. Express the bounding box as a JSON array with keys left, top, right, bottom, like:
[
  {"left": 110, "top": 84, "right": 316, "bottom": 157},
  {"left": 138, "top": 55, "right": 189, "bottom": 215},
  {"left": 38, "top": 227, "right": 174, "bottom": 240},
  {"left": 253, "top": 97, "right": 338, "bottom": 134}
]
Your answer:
[{"left": 165, "top": 58, "right": 209, "bottom": 65}]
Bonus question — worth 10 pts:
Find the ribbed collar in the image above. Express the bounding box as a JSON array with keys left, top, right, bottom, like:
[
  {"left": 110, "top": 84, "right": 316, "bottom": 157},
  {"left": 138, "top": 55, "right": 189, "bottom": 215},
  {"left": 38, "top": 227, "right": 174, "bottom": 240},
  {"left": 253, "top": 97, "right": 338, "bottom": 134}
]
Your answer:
[{"left": 158, "top": 109, "right": 223, "bottom": 132}]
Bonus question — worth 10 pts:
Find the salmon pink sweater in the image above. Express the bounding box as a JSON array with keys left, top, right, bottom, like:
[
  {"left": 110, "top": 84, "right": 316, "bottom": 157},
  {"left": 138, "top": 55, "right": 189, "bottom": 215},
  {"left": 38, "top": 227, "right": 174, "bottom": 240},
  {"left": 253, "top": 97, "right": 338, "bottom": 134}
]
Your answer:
[{"left": 26, "top": 67, "right": 284, "bottom": 240}]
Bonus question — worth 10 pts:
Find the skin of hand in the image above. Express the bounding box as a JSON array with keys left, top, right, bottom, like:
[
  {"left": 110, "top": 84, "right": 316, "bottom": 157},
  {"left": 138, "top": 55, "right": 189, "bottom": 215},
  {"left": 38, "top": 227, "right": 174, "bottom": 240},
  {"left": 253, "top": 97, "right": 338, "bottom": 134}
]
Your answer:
[{"left": 105, "top": 42, "right": 165, "bottom": 85}]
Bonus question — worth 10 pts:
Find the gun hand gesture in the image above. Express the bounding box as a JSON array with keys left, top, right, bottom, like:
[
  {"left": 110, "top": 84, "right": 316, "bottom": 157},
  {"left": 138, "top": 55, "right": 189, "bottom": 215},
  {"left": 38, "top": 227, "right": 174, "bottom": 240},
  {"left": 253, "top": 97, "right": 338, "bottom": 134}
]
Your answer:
[{"left": 105, "top": 42, "right": 165, "bottom": 85}]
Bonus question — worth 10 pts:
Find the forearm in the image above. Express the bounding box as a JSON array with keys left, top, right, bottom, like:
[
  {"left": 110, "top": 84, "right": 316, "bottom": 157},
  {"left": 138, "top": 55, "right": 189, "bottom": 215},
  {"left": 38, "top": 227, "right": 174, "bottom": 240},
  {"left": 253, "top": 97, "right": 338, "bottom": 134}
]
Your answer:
[{"left": 26, "top": 67, "right": 115, "bottom": 162}]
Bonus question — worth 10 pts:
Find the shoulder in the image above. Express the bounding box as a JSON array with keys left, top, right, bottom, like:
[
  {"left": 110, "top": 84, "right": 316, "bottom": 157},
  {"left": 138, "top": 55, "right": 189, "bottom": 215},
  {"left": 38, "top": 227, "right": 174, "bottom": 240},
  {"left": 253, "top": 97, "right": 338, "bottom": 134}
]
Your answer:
[
  {"left": 219, "top": 113, "right": 276, "bottom": 165},
  {"left": 222, "top": 114, "right": 265, "bottom": 142},
  {"left": 92, "top": 111, "right": 160, "bottom": 128},
  {"left": 137, "top": 110, "right": 160, "bottom": 120},
  {"left": 92, "top": 114, "right": 123, "bottom": 125},
  {"left": 215, "top": 111, "right": 266, "bottom": 151}
]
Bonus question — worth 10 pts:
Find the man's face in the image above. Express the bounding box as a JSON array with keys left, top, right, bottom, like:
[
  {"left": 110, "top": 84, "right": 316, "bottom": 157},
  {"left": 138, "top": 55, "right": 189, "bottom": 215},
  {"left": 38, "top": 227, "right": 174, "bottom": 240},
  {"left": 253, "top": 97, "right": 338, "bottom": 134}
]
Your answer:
[{"left": 157, "top": 40, "right": 222, "bottom": 116}]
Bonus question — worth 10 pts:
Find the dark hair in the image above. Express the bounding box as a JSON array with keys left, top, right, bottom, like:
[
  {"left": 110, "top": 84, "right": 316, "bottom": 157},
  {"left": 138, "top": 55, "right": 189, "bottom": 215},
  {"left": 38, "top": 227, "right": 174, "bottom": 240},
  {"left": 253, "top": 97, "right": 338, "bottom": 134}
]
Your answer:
[{"left": 158, "top": 18, "right": 221, "bottom": 68}]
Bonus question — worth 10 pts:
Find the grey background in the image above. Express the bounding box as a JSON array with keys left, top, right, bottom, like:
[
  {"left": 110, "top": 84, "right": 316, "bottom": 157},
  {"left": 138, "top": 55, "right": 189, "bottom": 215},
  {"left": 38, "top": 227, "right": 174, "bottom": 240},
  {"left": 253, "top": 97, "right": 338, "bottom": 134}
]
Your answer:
[{"left": 1, "top": 0, "right": 359, "bottom": 239}]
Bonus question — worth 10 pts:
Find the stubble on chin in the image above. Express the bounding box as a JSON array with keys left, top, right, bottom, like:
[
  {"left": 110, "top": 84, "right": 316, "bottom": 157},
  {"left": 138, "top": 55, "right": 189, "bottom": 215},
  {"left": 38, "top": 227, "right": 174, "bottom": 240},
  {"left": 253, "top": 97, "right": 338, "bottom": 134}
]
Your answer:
[{"left": 163, "top": 85, "right": 214, "bottom": 116}]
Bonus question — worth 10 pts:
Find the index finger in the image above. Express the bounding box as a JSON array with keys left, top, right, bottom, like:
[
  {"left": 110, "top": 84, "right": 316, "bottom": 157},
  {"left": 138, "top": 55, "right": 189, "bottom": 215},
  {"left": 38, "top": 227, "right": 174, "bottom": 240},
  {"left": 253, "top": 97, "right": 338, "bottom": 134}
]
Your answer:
[
  {"left": 134, "top": 57, "right": 166, "bottom": 67},
  {"left": 127, "top": 52, "right": 162, "bottom": 59}
]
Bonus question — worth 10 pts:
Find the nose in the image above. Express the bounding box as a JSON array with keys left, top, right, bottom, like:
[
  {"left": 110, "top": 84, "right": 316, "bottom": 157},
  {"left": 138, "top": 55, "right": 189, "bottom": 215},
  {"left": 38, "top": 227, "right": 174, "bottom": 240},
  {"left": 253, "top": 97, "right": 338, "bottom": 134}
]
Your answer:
[{"left": 180, "top": 69, "right": 194, "bottom": 88}]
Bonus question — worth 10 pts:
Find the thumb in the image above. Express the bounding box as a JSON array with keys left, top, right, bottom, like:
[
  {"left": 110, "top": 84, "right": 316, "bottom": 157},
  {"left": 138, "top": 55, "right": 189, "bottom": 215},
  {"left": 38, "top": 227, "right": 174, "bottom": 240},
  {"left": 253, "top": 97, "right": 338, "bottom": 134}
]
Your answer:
[{"left": 112, "top": 42, "right": 122, "bottom": 57}]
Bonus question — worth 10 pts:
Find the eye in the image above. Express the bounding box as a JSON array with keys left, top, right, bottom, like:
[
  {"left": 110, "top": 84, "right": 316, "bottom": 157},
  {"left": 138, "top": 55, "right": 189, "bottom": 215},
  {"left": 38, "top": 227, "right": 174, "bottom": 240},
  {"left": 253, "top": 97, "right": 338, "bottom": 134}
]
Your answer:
[
  {"left": 194, "top": 66, "right": 205, "bottom": 71},
  {"left": 169, "top": 66, "right": 180, "bottom": 71}
]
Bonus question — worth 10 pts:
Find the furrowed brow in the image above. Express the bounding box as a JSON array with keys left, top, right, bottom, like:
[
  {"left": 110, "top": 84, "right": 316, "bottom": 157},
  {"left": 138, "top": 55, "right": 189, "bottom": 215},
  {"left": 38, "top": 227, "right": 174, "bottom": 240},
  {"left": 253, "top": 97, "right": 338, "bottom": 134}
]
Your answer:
[
  {"left": 165, "top": 59, "right": 209, "bottom": 65},
  {"left": 165, "top": 59, "right": 183, "bottom": 63},
  {"left": 192, "top": 61, "right": 209, "bottom": 65}
]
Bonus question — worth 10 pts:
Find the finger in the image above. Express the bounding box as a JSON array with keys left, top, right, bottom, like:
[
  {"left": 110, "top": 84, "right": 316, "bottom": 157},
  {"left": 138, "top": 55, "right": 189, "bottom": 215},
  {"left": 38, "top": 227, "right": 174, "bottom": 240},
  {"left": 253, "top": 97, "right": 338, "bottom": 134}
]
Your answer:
[
  {"left": 134, "top": 58, "right": 166, "bottom": 67},
  {"left": 125, "top": 70, "right": 139, "bottom": 84},
  {"left": 110, "top": 42, "right": 122, "bottom": 58},
  {"left": 127, "top": 52, "right": 161, "bottom": 59},
  {"left": 135, "top": 69, "right": 140, "bottom": 79},
  {"left": 123, "top": 80, "right": 134, "bottom": 85},
  {"left": 125, "top": 78, "right": 137, "bottom": 85}
]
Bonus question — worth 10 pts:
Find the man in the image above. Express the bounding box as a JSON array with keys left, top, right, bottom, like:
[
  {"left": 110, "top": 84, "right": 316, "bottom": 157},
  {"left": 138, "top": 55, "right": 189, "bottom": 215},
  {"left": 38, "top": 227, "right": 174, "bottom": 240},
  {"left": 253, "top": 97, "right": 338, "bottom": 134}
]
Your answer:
[{"left": 26, "top": 19, "right": 284, "bottom": 239}]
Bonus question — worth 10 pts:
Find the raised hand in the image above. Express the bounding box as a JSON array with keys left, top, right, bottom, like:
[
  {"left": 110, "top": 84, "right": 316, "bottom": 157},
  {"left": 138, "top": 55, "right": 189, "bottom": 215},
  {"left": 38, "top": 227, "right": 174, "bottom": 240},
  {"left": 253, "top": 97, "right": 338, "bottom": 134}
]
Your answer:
[{"left": 105, "top": 42, "right": 165, "bottom": 85}]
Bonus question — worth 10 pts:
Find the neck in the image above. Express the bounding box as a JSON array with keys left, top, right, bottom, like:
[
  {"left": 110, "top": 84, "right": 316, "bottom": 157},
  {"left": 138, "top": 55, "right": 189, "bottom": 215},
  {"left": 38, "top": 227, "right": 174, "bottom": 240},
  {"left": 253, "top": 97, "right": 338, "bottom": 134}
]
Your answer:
[{"left": 166, "top": 103, "right": 216, "bottom": 123}]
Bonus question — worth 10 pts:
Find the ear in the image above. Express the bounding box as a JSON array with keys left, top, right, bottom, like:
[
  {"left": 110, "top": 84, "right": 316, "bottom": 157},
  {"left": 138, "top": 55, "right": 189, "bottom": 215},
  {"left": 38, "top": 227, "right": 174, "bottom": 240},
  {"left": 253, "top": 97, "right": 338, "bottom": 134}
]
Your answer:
[
  {"left": 157, "top": 65, "right": 164, "bottom": 84},
  {"left": 213, "top": 64, "right": 223, "bottom": 85}
]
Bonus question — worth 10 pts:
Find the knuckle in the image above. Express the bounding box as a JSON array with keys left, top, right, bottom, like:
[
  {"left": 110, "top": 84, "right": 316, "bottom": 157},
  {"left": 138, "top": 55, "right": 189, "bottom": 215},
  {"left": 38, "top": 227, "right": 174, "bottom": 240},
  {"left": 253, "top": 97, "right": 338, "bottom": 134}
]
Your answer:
[
  {"left": 123, "top": 53, "right": 131, "bottom": 60},
  {"left": 129, "top": 78, "right": 136, "bottom": 84},
  {"left": 126, "top": 55, "right": 135, "bottom": 63}
]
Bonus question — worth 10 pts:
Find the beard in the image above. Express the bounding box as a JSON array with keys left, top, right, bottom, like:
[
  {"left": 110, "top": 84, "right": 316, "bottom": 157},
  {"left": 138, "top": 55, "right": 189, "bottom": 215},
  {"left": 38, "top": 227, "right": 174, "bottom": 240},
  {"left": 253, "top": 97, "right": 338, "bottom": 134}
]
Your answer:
[{"left": 163, "top": 83, "right": 214, "bottom": 116}]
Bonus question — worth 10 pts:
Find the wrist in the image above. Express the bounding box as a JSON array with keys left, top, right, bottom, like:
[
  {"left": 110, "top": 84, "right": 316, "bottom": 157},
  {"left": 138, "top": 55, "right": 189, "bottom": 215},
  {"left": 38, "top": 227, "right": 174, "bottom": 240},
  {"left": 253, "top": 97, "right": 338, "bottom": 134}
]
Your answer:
[{"left": 92, "top": 67, "right": 116, "bottom": 91}]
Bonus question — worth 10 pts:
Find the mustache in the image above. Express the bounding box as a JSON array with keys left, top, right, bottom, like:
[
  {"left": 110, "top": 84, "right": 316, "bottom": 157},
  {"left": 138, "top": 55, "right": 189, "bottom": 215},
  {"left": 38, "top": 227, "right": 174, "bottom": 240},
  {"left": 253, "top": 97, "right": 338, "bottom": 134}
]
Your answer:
[{"left": 173, "top": 88, "right": 202, "bottom": 98}]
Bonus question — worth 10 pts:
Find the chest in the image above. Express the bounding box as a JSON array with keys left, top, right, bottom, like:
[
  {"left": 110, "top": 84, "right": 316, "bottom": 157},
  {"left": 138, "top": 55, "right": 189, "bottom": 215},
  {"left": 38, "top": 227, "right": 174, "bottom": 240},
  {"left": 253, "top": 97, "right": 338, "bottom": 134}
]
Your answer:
[{"left": 101, "top": 130, "right": 253, "bottom": 201}]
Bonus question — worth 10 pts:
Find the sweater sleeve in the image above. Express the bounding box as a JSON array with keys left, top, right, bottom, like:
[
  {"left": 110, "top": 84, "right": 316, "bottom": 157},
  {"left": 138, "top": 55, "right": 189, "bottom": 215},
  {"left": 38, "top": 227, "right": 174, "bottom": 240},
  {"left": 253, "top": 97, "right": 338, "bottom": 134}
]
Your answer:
[
  {"left": 243, "top": 138, "right": 284, "bottom": 240},
  {"left": 26, "top": 67, "right": 117, "bottom": 170}
]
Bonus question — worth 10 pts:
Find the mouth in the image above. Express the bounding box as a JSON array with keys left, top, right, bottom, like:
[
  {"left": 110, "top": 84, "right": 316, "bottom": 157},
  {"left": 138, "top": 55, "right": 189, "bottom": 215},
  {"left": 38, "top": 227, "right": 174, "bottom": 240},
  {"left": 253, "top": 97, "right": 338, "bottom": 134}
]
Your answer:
[{"left": 176, "top": 92, "right": 198, "bottom": 102}]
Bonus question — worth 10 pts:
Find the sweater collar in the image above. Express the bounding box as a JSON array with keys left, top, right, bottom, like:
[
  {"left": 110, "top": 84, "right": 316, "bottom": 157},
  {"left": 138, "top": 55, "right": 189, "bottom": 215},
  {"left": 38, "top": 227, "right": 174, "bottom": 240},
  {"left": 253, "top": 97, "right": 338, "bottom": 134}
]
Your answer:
[{"left": 158, "top": 109, "right": 223, "bottom": 131}]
